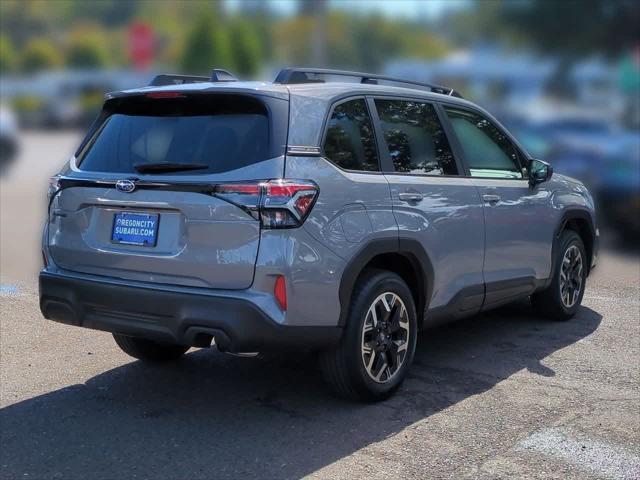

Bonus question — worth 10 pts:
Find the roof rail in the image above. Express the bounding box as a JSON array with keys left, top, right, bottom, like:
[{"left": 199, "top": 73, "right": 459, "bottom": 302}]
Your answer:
[
  {"left": 274, "top": 67, "right": 463, "bottom": 98},
  {"left": 149, "top": 69, "right": 237, "bottom": 87}
]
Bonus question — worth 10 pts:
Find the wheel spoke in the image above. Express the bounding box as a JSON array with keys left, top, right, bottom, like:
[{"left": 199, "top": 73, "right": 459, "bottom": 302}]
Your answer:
[
  {"left": 382, "top": 295, "right": 391, "bottom": 313},
  {"left": 374, "top": 358, "right": 389, "bottom": 382},
  {"left": 389, "top": 304, "right": 402, "bottom": 332},
  {"left": 559, "top": 245, "right": 584, "bottom": 308},
  {"left": 366, "top": 349, "right": 376, "bottom": 371},
  {"left": 398, "top": 318, "right": 409, "bottom": 332},
  {"left": 370, "top": 306, "right": 378, "bottom": 327}
]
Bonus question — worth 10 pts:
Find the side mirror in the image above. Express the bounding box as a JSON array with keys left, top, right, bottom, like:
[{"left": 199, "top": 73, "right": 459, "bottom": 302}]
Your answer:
[{"left": 529, "top": 158, "right": 553, "bottom": 187}]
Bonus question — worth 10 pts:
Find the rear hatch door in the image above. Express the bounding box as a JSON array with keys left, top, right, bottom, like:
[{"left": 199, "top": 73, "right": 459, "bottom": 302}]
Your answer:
[{"left": 47, "top": 91, "right": 288, "bottom": 289}]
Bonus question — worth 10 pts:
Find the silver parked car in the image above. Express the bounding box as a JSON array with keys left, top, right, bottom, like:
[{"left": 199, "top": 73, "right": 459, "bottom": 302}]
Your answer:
[{"left": 40, "top": 68, "right": 598, "bottom": 401}]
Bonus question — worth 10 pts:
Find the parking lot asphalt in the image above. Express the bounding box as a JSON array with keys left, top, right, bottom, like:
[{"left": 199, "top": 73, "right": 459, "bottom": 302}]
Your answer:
[{"left": 1, "top": 132, "right": 639, "bottom": 479}]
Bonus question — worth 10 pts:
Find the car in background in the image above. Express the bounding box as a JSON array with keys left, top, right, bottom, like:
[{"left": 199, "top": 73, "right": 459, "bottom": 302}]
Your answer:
[
  {"left": 4, "top": 70, "right": 152, "bottom": 129},
  {"left": 505, "top": 115, "right": 640, "bottom": 237},
  {"left": 0, "top": 104, "right": 19, "bottom": 171},
  {"left": 595, "top": 151, "right": 640, "bottom": 238}
]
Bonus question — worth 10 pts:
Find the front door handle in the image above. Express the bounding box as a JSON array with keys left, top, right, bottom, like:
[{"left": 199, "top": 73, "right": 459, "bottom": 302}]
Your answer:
[
  {"left": 398, "top": 192, "right": 424, "bottom": 203},
  {"left": 482, "top": 194, "right": 501, "bottom": 204}
]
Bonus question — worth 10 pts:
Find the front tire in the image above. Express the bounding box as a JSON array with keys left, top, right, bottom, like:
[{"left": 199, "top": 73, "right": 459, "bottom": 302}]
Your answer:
[
  {"left": 532, "top": 230, "right": 587, "bottom": 320},
  {"left": 319, "top": 269, "right": 418, "bottom": 402},
  {"left": 113, "top": 334, "right": 189, "bottom": 362}
]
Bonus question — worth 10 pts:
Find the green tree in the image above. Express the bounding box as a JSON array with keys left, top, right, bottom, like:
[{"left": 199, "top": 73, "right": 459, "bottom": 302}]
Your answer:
[
  {"left": 66, "top": 26, "right": 110, "bottom": 69},
  {"left": 501, "top": 0, "right": 640, "bottom": 58},
  {"left": 351, "top": 15, "right": 404, "bottom": 71},
  {"left": 180, "top": 7, "right": 231, "bottom": 75},
  {"left": 228, "top": 18, "right": 261, "bottom": 77},
  {"left": 0, "top": 35, "right": 18, "bottom": 73},
  {"left": 21, "top": 38, "right": 63, "bottom": 73},
  {"left": 499, "top": 0, "right": 640, "bottom": 96}
]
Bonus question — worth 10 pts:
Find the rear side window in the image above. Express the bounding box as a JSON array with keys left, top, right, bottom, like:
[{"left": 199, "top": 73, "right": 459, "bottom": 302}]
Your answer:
[
  {"left": 323, "top": 99, "right": 379, "bottom": 172},
  {"left": 375, "top": 99, "right": 457, "bottom": 175},
  {"left": 445, "top": 108, "right": 524, "bottom": 179},
  {"left": 77, "top": 94, "right": 285, "bottom": 174}
]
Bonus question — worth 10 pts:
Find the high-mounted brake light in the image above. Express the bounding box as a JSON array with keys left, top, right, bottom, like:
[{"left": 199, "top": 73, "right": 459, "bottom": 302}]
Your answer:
[
  {"left": 213, "top": 179, "right": 319, "bottom": 229},
  {"left": 145, "top": 91, "right": 186, "bottom": 99}
]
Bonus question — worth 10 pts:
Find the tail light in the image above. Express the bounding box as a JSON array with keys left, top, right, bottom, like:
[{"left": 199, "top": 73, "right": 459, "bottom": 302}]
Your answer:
[{"left": 214, "top": 179, "right": 319, "bottom": 229}]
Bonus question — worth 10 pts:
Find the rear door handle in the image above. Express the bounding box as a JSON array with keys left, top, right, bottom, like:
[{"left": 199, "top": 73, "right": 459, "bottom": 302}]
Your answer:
[
  {"left": 398, "top": 192, "right": 424, "bottom": 203},
  {"left": 482, "top": 194, "right": 501, "bottom": 204}
]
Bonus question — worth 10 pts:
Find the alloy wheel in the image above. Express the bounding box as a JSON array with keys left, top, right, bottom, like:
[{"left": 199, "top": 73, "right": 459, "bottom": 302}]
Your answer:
[
  {"left": 560, "top": 245, "right": 583, "bottom": 308},
  {"left": 361, "top": 292, "right": 410, "bottom": 384}
]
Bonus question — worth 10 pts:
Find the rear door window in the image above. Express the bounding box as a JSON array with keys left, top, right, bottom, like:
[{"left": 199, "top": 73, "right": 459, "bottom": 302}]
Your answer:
[
  {"left": 374, "top": 99, "right": 458, "bottom": 175},
  {"left": 323, "top": 98, "right": 379, "bottom": 172},
  {"left": 77, "top": 94, "right": 285, "bottom": 174}
]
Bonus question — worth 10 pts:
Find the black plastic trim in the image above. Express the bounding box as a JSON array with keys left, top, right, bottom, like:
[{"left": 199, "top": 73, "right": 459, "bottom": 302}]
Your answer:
[
  {"left": 423, "top": 284, "right": 485, "bottom": 327},
  {"left": 57, "top": 176, "right": 217, "bottom": 194},
  {"left": 546, "top": 209, "right": 597, "bottom": 288},
  {"left": 338, "top": 237, "right": 434, "bottom": 327},
  {"left": 482, "top": 276, "right": 538, "bottom": 310},
  {"left": 39, "top": 271, "right": 342, "bottom": 352}
]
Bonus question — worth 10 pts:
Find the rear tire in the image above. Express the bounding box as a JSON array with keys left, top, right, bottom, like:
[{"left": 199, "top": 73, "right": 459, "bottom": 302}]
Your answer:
[
  {"left": 532, "top": 230, "right": 587, "bottom": 321},
  {"left": 113, "top": 334, "right": 189, "bottom": 362},
  {"left": 319, "top": 269, "right": 417, "bottom": 402}
]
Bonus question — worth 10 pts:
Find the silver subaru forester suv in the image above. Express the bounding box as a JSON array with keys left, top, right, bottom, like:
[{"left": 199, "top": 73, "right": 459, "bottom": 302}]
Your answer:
[{"left": 40, "top": 68, "right": 598, "bottom": 401}]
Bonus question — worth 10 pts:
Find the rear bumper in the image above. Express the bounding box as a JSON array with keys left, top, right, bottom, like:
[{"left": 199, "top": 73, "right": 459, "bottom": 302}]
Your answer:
[{"left": 39, "top": 271, "right": 341, "bottom": 352}]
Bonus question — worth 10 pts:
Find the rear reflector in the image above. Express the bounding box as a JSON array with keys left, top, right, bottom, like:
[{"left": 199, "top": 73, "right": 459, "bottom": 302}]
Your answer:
[{"left": 274, "top": 275, "right": 287, "bottom": 311}]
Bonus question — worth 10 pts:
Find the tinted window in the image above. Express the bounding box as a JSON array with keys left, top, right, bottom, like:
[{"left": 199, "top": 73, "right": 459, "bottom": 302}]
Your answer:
[
  {"left": 445, "top": 108, "right": 524, "bottom": 179},
  {"left": 78, "top": 95, "right": 280, "bottom": 175},
  {"left": 323, "top": 99, "right": 379, "bottom": 171},
  {"left": 375, "top": 99, "right": 457, "bottom": 175}
]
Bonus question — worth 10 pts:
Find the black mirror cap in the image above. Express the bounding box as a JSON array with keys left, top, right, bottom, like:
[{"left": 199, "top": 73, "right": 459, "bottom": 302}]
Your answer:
[{"left": 529, "top": 158, "right": 553, "bottom": 187}]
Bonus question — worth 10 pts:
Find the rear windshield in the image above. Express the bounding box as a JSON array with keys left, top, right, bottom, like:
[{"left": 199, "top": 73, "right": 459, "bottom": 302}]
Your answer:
[{"left": 77, "top": 94, "right": 285, "bottom": 174}]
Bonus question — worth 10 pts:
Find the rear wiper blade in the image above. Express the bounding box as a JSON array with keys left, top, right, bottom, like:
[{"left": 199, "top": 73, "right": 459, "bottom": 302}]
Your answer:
[{"left": 133, "top": 162, "right": 209, "bottom": 173}]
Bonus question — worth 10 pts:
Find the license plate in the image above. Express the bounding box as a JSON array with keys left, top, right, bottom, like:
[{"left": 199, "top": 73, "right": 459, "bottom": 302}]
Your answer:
[{"left": 112, "top": 212, "right": 159, "bottom": 246}]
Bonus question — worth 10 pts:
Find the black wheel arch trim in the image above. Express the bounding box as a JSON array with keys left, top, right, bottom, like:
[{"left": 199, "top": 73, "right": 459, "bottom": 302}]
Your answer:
[
  {"left": 546, "top": 209, "right": 596, "bottom": 288},
  {"left": 338, "top": 237, "right": 434, "bottom": 327}
]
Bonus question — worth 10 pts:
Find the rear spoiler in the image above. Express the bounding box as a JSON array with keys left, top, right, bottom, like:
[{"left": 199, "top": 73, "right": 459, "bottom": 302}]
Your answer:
[{"left": 149, "top": 69, "right": 237, "bottom": 86}]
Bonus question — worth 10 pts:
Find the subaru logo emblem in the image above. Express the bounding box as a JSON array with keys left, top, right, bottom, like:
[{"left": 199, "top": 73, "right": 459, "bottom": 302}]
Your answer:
[{"left": 115, "top": 179, "right": 136, "bottom": 193}]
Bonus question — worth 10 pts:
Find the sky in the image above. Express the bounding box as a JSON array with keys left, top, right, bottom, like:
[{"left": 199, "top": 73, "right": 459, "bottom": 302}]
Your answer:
[{"left": 228, "top": 0, "right": 471, "bottom": 19}]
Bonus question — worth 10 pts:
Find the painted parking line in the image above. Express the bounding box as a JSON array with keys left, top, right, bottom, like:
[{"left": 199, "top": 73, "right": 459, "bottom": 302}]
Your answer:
[
  {"left": 0, "top": 284, "right": 19, "bottom": 296},
  {"left": 583, "top": 295, "right": 640, "bottom": 306},
  {"left": 519, "top": 428, "right": 640, "bottom": 480}
]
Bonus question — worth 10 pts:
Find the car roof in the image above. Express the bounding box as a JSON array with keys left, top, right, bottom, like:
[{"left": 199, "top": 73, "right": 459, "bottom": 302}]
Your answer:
[
  {"left": 114, "top": 80, "right": 476, "bottom": 108},
  {"left": 111, "top": 79, "right": 483, "bottom": 148}
]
